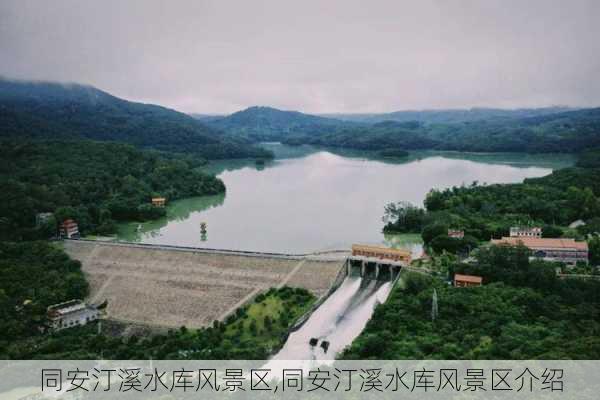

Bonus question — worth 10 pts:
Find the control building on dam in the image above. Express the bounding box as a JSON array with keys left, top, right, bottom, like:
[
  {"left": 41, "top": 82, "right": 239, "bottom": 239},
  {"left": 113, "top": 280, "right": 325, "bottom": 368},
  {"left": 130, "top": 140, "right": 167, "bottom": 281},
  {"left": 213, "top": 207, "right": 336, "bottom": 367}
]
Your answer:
[{"left": 346, "top": 244, "right": 411, "bottom": 281}]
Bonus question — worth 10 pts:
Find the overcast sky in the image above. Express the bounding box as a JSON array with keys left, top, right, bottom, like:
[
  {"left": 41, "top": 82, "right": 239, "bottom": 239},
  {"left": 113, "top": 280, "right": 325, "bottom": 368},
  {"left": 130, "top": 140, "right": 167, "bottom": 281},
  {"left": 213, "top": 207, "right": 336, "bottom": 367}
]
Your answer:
[{"left": 1, "top": 0, "right": 599, "bottom": 114}]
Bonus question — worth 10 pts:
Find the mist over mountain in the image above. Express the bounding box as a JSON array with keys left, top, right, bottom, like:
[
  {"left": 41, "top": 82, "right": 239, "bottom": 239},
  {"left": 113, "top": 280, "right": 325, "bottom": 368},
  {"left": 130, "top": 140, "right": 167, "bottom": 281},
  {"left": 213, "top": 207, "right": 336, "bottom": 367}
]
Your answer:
[{"left": 0, "top": 79, "right": 271, "bottom": 159}]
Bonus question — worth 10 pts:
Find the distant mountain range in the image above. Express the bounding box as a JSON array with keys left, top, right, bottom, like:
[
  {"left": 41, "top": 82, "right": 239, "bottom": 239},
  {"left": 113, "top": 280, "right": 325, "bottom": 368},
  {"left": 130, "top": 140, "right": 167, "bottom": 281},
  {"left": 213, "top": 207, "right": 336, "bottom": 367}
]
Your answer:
[
  {"left": 320, "top": 107, "right": 578, "bottom": 124},
  {"left": 0, "top": 79, "right": 270, "bottom": 159},
  {"left": 201, "top": 104, "right": 600, "bottom": 153},
  {"left": 2, "top": 78, "right": 598, "bottom": 156}
]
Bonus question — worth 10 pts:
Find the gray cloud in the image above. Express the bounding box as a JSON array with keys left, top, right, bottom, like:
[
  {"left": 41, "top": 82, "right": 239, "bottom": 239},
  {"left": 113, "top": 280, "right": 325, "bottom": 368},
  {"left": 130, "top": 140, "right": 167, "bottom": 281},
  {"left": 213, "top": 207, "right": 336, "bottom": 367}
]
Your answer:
[{"left": 1, "top": 0, "right": 599, "bottom": 113}]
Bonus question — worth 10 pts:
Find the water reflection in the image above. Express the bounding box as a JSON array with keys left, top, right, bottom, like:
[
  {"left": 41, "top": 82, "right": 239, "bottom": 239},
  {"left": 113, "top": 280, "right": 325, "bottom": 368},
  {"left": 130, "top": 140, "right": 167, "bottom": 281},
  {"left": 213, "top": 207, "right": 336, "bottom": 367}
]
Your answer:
[
  {"left": 117, "top": 193, "right": 225, "bottom": 242},
  {"left": 117, "top": 145, "right": 573, "bottom": 252}
]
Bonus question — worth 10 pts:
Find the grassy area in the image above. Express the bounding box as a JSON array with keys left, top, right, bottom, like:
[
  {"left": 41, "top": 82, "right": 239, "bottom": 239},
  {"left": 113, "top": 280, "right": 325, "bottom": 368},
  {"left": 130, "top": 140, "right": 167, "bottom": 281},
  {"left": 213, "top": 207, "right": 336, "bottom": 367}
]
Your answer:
[{"left": 223, "top": 287, "right": 316, "bottom": 354}]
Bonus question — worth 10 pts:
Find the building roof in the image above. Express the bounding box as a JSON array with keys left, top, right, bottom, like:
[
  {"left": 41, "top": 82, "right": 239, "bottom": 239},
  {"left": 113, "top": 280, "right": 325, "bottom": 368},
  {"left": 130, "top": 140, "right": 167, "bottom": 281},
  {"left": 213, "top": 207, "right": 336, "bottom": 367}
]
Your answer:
[
  {"left": 352, "top": 244, "right": 411, "bottom": 256},
  {"left": 491, "top": 237, "right": 588, "bottom": 251},
  {"left": 61, "top": 219, "right": 78, "bottom": 227},
  {"left": 47, "top": 299, "right": 95, "bottom": 319},
  {"left": 152, "top": 197, "right": 166, "bottom": 201},
  {"left": 454, "top": 274, "right": 483, "bottom": 284}
]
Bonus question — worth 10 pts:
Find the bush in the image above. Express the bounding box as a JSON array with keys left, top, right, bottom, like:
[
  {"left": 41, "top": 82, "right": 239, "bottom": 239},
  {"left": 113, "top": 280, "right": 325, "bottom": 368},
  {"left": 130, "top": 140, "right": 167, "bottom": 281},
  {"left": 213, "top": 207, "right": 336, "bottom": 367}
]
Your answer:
[
  {"left": 542, "top": 225, "right": 563, "bottom": 238},
  {"left": 430, "top": 234, "right": 478, "bottom": 255}
]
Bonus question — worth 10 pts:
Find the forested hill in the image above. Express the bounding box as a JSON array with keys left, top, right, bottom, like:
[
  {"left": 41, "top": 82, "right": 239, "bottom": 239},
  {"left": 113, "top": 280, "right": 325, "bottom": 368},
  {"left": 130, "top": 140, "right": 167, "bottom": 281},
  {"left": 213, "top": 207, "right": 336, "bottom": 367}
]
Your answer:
[
  {"left": 288, "top": 107, "right": 600, "bottom": 153},
  {"left": 0, "top": 140, "right": 226, "bottom": 241},
  {"left": 0, "top": 79, "right": 271, "bottom": 159},
  {"left": 206, "top": 106, "right": 353, "bottom": 141}
]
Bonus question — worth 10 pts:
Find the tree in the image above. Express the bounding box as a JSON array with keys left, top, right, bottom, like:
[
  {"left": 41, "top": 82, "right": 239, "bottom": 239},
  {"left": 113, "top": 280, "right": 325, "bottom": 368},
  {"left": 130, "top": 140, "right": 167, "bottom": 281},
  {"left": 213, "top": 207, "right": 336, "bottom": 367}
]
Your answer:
[
  {"left": 382, "top": 201, "right": 425, "bottom": 233},
  {"left": 422, "top": 223, "right": 448, "bottom": 244},
  {"left": 424, "top": 189, "right": 445, "bottom": 211},
  {"left": 542, "top": 225, "right": 563, "bottom": 238},
  {"left": 430, "top": 235, "right": 477, "bottom": 255}
]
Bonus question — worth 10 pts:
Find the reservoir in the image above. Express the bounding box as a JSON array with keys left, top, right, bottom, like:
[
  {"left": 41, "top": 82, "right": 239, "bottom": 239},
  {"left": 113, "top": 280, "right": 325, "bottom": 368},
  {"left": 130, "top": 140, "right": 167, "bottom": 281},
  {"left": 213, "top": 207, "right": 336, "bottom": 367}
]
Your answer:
[{"left": 117, "top": 144, "right": 573, "bottom": 254}]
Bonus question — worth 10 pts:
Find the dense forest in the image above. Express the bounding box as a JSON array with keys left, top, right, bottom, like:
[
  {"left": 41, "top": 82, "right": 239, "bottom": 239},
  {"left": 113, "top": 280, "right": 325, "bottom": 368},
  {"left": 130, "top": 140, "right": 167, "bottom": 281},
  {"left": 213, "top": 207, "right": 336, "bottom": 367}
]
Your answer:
[
  {"left": 0, "top": 241, "right": 89, "bottom": 346},
  {"left": 0, "top": 79, "right": 272, "bottom": 159},
  {"left": 0, "top": 140, "right": 226, "bottom": 240},
  {"left": 383, "top": 151, "right": 600, "bottom": 259},
  {"left": 0, "top": 242, "right": 314, "bottom": 359},
  {"left": 342, "top": 245, "right": 600, "bottom": 359}
]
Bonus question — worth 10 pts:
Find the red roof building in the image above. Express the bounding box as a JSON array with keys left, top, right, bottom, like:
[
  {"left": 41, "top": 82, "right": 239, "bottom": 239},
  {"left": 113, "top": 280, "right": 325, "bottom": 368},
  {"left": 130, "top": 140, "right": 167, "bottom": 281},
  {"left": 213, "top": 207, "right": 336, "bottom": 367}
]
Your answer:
[{"left": 454, "top": 274, "right": 483, "bottom": 287}]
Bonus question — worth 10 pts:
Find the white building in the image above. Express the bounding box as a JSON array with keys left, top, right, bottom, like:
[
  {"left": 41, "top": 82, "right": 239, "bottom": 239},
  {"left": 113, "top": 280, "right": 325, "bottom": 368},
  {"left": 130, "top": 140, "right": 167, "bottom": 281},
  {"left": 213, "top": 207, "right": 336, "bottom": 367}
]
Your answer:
[
  {"left": 509, "top": 226, "right": 542, "bottom": 238},
  {"left": 47, "top": 300, "right": 99, "bottom": 331},
  {"left": 36, "top": 212, "right": 54, "bottom": 227}
]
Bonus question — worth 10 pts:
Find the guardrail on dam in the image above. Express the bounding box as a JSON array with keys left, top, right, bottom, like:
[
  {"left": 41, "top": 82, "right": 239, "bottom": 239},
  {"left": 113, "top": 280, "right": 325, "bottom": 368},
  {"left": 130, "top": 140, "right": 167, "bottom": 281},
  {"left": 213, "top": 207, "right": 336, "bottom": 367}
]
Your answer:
[{"left": 65, "top": 238, "right": 350, "bottom": 259}]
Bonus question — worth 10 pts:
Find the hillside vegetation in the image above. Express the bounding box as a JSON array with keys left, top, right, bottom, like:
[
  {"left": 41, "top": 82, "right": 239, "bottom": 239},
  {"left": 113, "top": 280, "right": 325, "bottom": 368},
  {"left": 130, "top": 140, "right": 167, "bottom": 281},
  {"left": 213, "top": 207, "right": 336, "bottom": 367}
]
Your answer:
[
  {"left": 0, "top": 79, "right": 272, "bottom": 159},
  {"left": 207, "top": 106, "right": 353, "bottom": 141},
  {"left": 0, "top": 140, "right": 225, "bottom": 240}
]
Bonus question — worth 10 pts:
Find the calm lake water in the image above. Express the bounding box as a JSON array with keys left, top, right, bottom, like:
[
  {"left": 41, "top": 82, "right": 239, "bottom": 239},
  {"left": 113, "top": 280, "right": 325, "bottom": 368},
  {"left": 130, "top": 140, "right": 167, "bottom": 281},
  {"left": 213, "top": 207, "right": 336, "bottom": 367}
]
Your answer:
[{"left": 117, "top": 144, "right": 574, "bottom": 253}]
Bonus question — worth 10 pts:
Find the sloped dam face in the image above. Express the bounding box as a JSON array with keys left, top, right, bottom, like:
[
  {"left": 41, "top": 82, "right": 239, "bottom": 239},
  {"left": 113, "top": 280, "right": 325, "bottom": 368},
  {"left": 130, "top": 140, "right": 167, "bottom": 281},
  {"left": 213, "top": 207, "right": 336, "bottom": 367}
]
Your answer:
[{"left": 273, "top": 276, "right": 392, "bottom": 360}]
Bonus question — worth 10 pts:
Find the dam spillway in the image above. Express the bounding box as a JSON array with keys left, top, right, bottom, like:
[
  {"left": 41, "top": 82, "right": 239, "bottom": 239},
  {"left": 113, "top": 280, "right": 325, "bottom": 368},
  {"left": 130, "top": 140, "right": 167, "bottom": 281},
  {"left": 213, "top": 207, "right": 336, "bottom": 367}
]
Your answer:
[{"left": 272, "top": 273, "right": 395, "bottom": 360}]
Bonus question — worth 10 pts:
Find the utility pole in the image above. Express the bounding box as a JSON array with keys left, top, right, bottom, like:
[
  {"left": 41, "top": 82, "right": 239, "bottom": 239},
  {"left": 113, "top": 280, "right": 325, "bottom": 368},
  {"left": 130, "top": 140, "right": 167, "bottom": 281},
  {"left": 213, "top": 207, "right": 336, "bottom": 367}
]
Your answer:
[{"left": 431, "top": 289, "right": 439, "bottom": 322}]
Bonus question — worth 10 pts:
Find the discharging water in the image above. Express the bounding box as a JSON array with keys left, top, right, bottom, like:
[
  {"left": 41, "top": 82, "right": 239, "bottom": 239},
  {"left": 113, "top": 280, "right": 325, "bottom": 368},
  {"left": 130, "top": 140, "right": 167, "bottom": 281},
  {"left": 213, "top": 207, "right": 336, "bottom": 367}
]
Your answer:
[{"left": 272, "top": 276, "right": 392, "bottom": 360}]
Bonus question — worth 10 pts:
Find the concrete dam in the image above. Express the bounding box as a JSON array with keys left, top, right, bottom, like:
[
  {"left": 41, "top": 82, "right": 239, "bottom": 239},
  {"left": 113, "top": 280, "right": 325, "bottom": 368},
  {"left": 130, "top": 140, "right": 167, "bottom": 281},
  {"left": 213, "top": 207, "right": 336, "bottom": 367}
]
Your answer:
[
  {"left": 64, "top": 240, "right": 345, "bottom": 329},
  {"left": 65, "top": 240, "right": 405, "bottom": 359}
]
